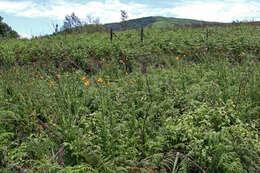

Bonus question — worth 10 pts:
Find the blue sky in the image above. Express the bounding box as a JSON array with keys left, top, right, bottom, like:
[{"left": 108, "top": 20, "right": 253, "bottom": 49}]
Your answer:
[{"left": 0, "top": 0, "right": 260, "bottom": 38}]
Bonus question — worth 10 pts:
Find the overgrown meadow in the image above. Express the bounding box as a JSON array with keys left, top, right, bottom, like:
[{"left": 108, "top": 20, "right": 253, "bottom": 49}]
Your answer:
[{"left": 0, "top": 24, "right": 260, "bottom": 173}]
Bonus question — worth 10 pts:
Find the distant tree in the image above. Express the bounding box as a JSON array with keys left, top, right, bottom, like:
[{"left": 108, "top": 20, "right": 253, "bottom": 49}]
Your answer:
[
  {"left": 120, "top": 10, "right": 128, "bottom": 30},
  {"left": 55, "top": 24, "right": 59, "bottom": 33},
  {"left": 51, "top": 22, "right": 59, "bottom": 34},
  {"left": 60, "top": 13, "right": 103, "bottom": 34},
  {"left": 86, "top": 15, "right": 101, "bottom": 25},
  {"left": 61, "top": 13, "right": 83, "bottom": 32},
  {"left": 0, "top": 16, "right": 19, "bottom": 38}
]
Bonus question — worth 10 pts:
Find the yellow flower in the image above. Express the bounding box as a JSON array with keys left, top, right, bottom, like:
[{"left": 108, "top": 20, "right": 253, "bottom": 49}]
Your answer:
[
  {"left": 176, "top": 57, "right": 180, "bottom": 61},
  {"left": 98, "top": 78, "right": 103, "bottom": 83},
  {"left": 82, "top": 76, "right": 86, "bottom": 81},
  {"left": 57, "top": 74, "right": 61, "bottom": 79},
  {"left": 84, "top": 80, "right": 90, "bottom": 86},
  {"left": 50, "top": 81, "right": 54, "bottom": 86}
]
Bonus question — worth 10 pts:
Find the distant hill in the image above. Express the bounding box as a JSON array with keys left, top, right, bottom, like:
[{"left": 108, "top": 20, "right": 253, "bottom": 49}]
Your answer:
[
  {"left": 104, "top": 16, "right": 225, "bottom": 31},
  {"left": 56, "top": 16, "right": 260, "bottom": 35}
]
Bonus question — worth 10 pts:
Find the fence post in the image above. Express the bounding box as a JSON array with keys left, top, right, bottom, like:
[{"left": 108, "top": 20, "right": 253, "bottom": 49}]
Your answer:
[
  {"left": 141, "top": 27, "right": 144, "bottom": 42},
  {"left": 110, "top": 28, "right": 113, "bottom": 42}
]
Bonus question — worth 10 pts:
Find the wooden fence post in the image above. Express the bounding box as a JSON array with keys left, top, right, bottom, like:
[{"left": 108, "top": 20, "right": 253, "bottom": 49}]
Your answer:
[
  {"left": 141, "top": 27, "right": 144, "bottom": 42},
  {"left": 110, "top": 28, "right": 113, "bottom": 42}
]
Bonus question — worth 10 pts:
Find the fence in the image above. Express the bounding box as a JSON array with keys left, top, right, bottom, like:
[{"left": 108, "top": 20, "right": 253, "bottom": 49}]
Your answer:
[{"left": 110, "top": 27, "right": 144, "bottom": 42}]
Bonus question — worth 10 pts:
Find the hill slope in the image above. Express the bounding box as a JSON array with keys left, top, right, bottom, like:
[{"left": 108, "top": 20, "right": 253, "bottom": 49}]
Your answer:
[{"left": 104, "top": 16, "right": 224, "bottom": 30}]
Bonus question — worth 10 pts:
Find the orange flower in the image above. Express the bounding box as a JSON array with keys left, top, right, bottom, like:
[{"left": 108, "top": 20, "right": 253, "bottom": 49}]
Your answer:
[
  {"left": 98, "top": 78, "right": 103, "bottom": 83},
  {"left": 176, "top": 57, "right": 180, "bottom": 61},
  {"left": 84, "top": 80, "right": 90, "bottom": 86},
  {"left": 107, "top": 81, "right": 110, "bottom": 86},
  {"left": 50, "top": 81, "right": 54, "bottom": 86},
  {"left": 120, "top": 60, "right": 125, "bottom": 65},
  {"left": 82, "top": 76, "right": 86, "bottom": 81},
  {"left": 125, "top": 72, "right": 128, "bottom": 76},
  {"left": 183, "top": 54, "right": 186, "bottom": 57},
  {"left": 57, "top": 74, "right": 61, "bottom": 79}
]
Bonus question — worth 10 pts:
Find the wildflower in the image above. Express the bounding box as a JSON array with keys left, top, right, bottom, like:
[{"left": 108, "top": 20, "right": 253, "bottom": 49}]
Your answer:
[
  {"left": 84, "top": 80, "right": 90, "bottom": 86},
  {"left": 82, "top": 76, "right": 86, "bottom": 81},
  {"left": 176, "top": 57, "right": 180, "bottom": 61},
  {"left": 125, "top": 72, "right": 128, "bottom": 76},
  {"left": 183, "top": 54, "right": 186, "bottom": 57},
  {"left": 107, "top": 81, "right": 110, "bottom": 86},
  {"left": 133, "top": 80, "right": 137, "bottom": 83},
  {"left": 98, "top": 78, "right": 103, "bottom": 83},
  {"left": 57, "top": 74, "right": 61, "bottom": 79},
  {"left": 120, "top": 60, "right": 126, "bottom": 65},
  {"left": 102, "top": 58, "right": 105, "bottom": 62},
  {"left": 50, "top": 81, "right": 54, "bottom": 86}
]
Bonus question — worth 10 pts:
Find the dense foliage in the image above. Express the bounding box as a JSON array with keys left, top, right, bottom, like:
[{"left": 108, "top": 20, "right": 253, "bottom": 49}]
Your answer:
[
  {"left": 0, "top": 16, "right": 19, "bottom": 39},
  {"left": 0, "top": 23, "right": 259, "bottom": 172}
]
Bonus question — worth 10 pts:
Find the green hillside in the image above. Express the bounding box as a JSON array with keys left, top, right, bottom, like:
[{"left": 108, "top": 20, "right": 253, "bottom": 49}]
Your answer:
[
  {"left": 0, "top": 24, "right": 260, "bottom": 172},
  {"left": 104, "top": 16, "right": 224, "bottom": 30}
]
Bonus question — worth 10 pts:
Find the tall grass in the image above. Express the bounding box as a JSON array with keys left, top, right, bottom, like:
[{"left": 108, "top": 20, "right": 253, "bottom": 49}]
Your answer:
[{"left": 0, "top": 24, "right": 259, "bottom": 172}]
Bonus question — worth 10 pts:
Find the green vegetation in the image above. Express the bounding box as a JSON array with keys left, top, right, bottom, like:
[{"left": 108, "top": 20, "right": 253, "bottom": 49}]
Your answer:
[
  {"left": 0, "top": 23, "right": 260, "bottom": 172},
  {"left": 104, "top": 16, "right": 230, "bottom": 31},
  {"left": 0, "top": 16, "right": 19, "bottom": 39}
]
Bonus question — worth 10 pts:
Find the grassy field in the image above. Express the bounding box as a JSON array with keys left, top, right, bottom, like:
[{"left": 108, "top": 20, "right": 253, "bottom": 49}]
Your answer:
[{"left": 0, "top": 24, "right": 260, "bottom": 172}]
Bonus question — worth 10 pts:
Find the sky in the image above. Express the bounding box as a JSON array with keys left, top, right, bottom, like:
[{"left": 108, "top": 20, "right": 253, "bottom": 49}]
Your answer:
[{"left": 0, "top": 0, "right": 259, "bottom": 38}]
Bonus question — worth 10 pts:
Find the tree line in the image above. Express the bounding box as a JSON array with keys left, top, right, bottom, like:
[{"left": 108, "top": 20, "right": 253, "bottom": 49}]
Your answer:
[{"left": 0, "top": 16, "right": 19, "bottom": 39}]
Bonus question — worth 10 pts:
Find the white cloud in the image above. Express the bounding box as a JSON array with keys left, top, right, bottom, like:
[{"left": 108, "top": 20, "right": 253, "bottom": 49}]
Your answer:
[
  {"left": 0, "top": 0, "right": 260, "bottom": 23},
  {"left": 0, "top": 0, "right": 149, "bottom": 23},
  {"left": 19, "top": 32, "right": 32, "bottom": 39},
  {"left": 168, "top": 0, "right": 260, "bottom": 22},
  {"left": 0, "top": 1, "right": 33, "bottom": 13}
]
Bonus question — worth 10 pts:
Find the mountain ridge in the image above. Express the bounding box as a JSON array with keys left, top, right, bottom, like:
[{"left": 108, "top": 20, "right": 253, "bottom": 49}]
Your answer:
[{"left": 104, "top": 16, "right": 226, "bottom": 30}]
